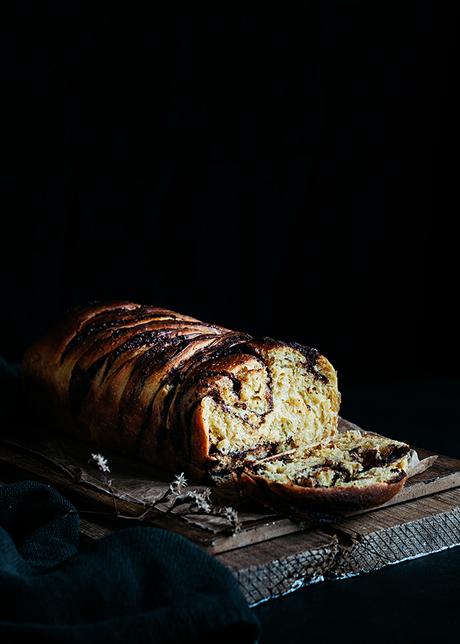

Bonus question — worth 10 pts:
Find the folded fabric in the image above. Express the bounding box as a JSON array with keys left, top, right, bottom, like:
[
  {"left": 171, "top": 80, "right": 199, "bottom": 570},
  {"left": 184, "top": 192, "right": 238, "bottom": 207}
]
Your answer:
[
  {"left": 0, "top": 353, "right": 260, "bottom": 643},
  {"left": 0, "top": 481, "right": 260, "bottom": 644}
]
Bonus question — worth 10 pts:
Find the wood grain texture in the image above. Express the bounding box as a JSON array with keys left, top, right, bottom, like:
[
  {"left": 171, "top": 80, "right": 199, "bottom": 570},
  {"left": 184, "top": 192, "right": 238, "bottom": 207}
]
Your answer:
[
  {"left": 0, "top": 432, "right": 459, "bottom": 552},
  {"left": 217, "top": 531, "right": 338, "bottom": 606},
  {"left": 0, "top": 443, "right": 213, "bottom": 547},
  {"left": 1, "top": 438, "right": 459, "bottom": 606},
  {"left": 330, "top": 488, "right": 460, "bottom": 578},
  {"left": 217, "top": 489, "right": 460, "bottom": 605}
]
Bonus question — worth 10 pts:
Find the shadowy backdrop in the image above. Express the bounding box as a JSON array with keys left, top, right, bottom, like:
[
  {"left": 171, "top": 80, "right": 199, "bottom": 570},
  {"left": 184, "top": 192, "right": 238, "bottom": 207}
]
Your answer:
[
  {"left": 1, "top": 4, "right": 458, "bottom": 387},
  {"left": 1, "top": 5, "right": 459, "bottom": 643}
]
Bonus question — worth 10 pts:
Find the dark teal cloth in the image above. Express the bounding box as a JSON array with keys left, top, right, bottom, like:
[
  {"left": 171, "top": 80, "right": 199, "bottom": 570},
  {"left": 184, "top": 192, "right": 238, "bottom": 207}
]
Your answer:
[{"left": 0, "top": 360, "right": 260, "bottom": 643}]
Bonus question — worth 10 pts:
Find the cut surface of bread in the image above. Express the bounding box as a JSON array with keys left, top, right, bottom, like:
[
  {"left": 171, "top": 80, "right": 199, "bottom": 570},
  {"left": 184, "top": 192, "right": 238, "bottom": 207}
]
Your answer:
[
  {"left": 250, "top": 430, "right": 409, "bottom": 488},
  {"left": 192, "top": 341, "right": 340, "bottom": 472},
  {"left": 237, "top": 430, "right": 411, "bottom": 513}
]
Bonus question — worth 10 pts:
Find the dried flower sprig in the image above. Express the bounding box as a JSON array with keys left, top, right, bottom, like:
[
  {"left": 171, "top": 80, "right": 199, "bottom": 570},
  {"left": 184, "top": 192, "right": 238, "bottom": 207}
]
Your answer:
[
  {"left": 219, "top": 505, "right": 239, "bottom": 523},
  {"left": 88, "top": 452, "right": 117, "bottom": 512},
  {"left": 183, "top": 488, "right": 212, "bottom": 513},
  {"left": 166, "top": 484, "right": 241, "bottom": 532},
  {"left": 84, "top": 461, "right": 240, "bottom": 534},
  {"left": 90, "top": 453, "right": 110, "bottom": 475},
  {"left": 170, "top": 472, "right": 188, "bottom": 494},
  {"left": 215, "top": 505, "right": 241, "bottom": 532}
]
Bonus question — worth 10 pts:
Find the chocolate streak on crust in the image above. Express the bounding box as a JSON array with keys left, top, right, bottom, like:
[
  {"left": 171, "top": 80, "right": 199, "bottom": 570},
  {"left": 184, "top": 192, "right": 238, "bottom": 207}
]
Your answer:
[
  {"left": 144, "top": 334, "right": 240, "bottom": 454},
  {"left": 67, "top": 326, "right": 199, "bottom": 415},
  {"left": 69, "top": 358, "right": 107, "bottom": 415},
  {"left": 134, "top": 334, "right": 219, "bottom": 454},
  {"left": 61, "top": 306, "right": 154, "bottom": 363},
  {"left": 61, "top": 300, "right": 216, "bottom": 357},
  {"left": 67, "top": 313, "right": 217, "bottom": 385},
  {"left": 178, "top": 346, "right": 269, "bottom": 461},
  {"left": 117, "top": 333, "right": 208, "bottom": 436},
  {"left": 164, "top": 334, "right": 252, "bottom": 460},
  {"left": 84, "top": 320, "right": 210, "bottom": 359},
  {"left": 90, "top": 321, "right": 212, "bottom": 383},
  {"left": 62, "top": 312, "right": 206, "bottom": 366},
  {"left": 287, "top": 342, "right": 328, "bottom": 383},
  {"left": 164, "top": 337, "right": 245, "bottom": 457},
  {"left": 99, "top": 330, "right": 178, "bottom": 383}
]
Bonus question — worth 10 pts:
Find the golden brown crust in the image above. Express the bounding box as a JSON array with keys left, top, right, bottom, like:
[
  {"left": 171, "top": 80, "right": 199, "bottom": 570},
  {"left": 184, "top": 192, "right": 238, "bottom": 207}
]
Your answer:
[
  {"left": 22, "top": 301, "right": 232, "bottom": 466},
  {"left": 238, "top": 469, "right": 408, "bottom": 513}
]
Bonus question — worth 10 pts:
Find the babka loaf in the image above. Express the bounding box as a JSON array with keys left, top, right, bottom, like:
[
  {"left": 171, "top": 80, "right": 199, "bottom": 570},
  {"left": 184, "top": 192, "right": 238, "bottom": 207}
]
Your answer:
[{"left": 22, "top": 301, "right": 410, "bottom": 512}]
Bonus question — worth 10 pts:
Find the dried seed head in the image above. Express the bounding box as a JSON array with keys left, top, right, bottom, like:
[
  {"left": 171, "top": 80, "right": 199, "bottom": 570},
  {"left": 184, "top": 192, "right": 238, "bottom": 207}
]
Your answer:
[
  {"left": 170, "top": 472, "right": 188, "bottom": 495},
  {"left": 187, "top": 489, "right": 212, "bottom": 513},
  {"left": 90, "top": 453, "right": 110, "bottom": 474},
  {"left": 220, "top": 506, "right": 239, "bottom": 524}
]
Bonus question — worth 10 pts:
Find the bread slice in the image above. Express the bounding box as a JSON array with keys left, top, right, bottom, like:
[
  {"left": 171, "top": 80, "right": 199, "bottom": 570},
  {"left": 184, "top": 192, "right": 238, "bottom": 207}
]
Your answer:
[{"left": 237, "top": 430, "right": 410, "bottom": 513}]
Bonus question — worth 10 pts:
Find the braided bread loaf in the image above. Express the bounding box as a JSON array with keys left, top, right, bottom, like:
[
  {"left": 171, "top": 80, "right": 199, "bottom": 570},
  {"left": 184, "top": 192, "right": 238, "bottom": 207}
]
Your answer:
[{"left": 23, "top": 302, "right": 410, "bottom": 511}]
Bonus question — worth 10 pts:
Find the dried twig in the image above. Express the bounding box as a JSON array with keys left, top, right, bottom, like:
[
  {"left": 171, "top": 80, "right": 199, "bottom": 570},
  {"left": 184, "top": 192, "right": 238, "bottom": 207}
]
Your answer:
[
  {"left": 89, "top": 452, "right": 118, "bottom": 514},
  {"left": 85, "top": 457, "right": 241, "bottom": 533}
]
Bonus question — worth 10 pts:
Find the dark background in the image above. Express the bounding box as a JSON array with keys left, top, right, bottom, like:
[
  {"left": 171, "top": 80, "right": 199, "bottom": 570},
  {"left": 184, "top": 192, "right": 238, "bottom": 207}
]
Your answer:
[
  {"left": 0, "top": 4, "right": 459, "bottom": 641},
  {"left": 1, "top": 3, "right": 458, "bottom": 380}
]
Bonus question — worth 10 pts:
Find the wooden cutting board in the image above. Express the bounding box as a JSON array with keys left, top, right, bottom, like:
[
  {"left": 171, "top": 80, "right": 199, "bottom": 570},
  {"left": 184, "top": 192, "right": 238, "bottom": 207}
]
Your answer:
[{"left": 0, "top": 421, "right": 459, "bottom": 605}]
